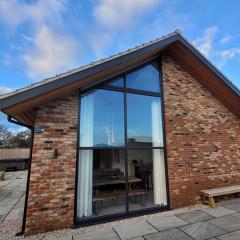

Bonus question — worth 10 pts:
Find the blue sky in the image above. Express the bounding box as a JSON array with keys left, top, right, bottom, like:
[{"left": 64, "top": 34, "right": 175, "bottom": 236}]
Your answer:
[{"left": 0, "top": 0, "right": 240, "bottom": 131}]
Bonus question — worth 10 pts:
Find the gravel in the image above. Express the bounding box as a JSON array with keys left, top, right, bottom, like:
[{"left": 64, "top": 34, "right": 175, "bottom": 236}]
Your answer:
[{"left": 0, "top": 204, "right": 208, "bottom": 240}]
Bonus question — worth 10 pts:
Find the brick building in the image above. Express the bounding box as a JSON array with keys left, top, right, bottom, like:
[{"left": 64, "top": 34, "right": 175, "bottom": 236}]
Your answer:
[{"left": 0, "top": 31, "right": 239, "bottom": 235}]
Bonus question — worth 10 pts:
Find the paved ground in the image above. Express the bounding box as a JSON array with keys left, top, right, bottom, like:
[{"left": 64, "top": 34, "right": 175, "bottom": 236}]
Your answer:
[
  {"left": 71, "top": 200, "right": 240, "bottom": 240},
  {"left": 1, "top": 172, "right": 240, "bottom": 240},
  {"left": 0, "top": 171, "right": 27, "bottom": 222}
]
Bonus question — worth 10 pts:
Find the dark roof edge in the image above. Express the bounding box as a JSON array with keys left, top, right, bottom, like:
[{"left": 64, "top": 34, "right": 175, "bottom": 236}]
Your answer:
[
  {"left": 0, "top": 32, "right": 239, "bottom": 110},
  {"left": 0, "top": 33, "right": 179, "bottom": 110}
]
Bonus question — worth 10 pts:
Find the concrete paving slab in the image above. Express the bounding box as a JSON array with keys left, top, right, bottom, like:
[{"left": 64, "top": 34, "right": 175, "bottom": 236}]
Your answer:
[
  {"left": 0, "top": 181, "right": 9, "bottom": 186},
  {"left": 0, "top": 190, "right": 11, "bottom": 200},
  {"left": 74, "top": 229, "right": 119, "bottom": 240},
  {"left": 231, "top": 212, "right": 240, "bottom": 218},
  {"left": 14, "top": 200, "right": 25, "bottom": 209},
  {"left": 7, "top": 191, "right": 25, "bottom": 198},
  {"left": 0, "top": 214, "right": 6, "bottom": 221},
  {"left": 209, "top": 215, "right": 240, "bottom": 232},
  {"left": 0, "top": 197, "right": 19, "bottom": 206},
  {"left": 1, "top": 184, "right": 19, "bottom": 191},
  {"left": 180, "top": 222, "right": 226, "bottom": 240},
  {"left": 0, "top": 205, "right": 14, "bottom": 215},
  {"left": 223, "top": 202, "right": 240, "bottom": 211},
  {"left": 114, "top": 221, "right": 157, "bottom": 240},
  {"left": 217, "top": 230, "right": 240, "bottom": 240},
  {"left": 130, "top": 238, "right": 144, "bottom": 240},
  {"left": 144, "top": 228, "right": 193, "bottom": 240},
  {"left": 176, "top": 210, "right": 213, "bottom": 223},
  {"left": 58, "top": 232, "right": 73, "bottom": 240},
  {"left": 4, "top": 208, "right": 24, "bottom": 221},
  {"left": 59, "top": 236, "right": 72, "bottom": 240},
  {"left": 0, "top": 171, "right": 26, "bottom": 220},
  {"left": 147, "top": 215, "right": 188, "bottom": 231},
  {"left": 201, "top": 206, "right": 235, "bottom": 217}
]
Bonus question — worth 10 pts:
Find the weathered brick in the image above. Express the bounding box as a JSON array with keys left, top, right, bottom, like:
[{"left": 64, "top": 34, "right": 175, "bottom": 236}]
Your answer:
[
  {"left": 162, "top": 55, "right": 240, "bottom": 208},
  {"left": 25, "top": 91, "right": 78, "bottom": 236}
]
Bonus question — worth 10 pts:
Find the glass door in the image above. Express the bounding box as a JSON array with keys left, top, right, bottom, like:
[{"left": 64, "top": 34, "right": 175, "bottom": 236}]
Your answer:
[{"left": 78, "top": 149, "right": 126, "bottom": 218}]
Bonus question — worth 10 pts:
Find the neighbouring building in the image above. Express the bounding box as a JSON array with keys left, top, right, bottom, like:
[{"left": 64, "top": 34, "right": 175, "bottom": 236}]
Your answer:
[
  {"left": 0, "top": 31, "right": 239, "bottom": 235},
  {"left": 0, "top": 148, "right": 30, "bottom": 171}
]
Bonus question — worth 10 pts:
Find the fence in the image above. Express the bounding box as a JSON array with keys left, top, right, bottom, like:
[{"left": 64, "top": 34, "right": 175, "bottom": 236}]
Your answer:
[
  {"left": 0, "top": 148, "right": 30, "bottom": 160},
  {"left": 0, "top": 148, "right": 30, "bottom": 171}
]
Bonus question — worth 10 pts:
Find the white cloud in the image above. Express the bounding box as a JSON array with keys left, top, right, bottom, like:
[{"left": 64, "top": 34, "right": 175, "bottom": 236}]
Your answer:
[
  {"left": 193, "top": 27, "right": 240, "bottom": 68},
  {"left": 0, "top": 0, "right": 67, "bottom": 27},
  {"left": 220, "top": 35, "right": 234, "bottom": 45},
  {"left": 93, "top": 0, "right": 161, "bottom": 30},
  {"left": 219, "top": 48, "right": 240, "bottom": 59},
  {"left": 0, "top": 0, "right": 82, "bottom": 79},
  {"left": 0, "top": 87, "right": 13, "bottom": 95},
  {"left": 23, "top": 26, "right": 80, "bottom": 79},
  {"left": 90, "top": 32, "right": 112, "bottom": 58},
  {"left": 218, "top": 47, "right": 240, "bottom": 66},
  {"left": 193, "top": 26, "right": 218, "bottom": 57}
]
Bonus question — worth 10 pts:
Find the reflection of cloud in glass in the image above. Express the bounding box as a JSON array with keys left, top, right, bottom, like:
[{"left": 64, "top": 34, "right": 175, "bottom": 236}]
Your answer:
[{"left": 127, "top": 93, "right": 164, "bottom": 147}]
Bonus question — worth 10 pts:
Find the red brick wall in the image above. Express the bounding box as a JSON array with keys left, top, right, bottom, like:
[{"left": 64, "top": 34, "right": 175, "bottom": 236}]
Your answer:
[
  {"left": 25, "top": 91, "right": 78, "bottom": 235},
  {"left": 162, "top": 55, "right": 240, "bottom": 208}
]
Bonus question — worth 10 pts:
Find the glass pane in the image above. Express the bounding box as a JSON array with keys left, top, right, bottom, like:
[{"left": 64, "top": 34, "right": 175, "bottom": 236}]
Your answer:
[
  {"left": 127, "top": 149, "right": 167, "bottom": 211},
  {"left": 105, "top": 76, "right": 124, "bottom": 87},
  {"left": 126, "top": 62, "right": 160, "bottom": 92},
  {"left": 77, "top": 149, "right": 126, "bottom": 218},
  {"left": 80, "top": 89, "right": 124, "bottom": 147},
  {"left": 127, "top": 94, "right": 164, "bottom": 147}
]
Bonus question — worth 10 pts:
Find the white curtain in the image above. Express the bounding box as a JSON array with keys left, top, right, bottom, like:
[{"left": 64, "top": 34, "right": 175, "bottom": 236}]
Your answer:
[
  {"left": 77, "top": 93, "right": 94, "bottom": 217},
  {"left": 151, "top": 100, "right": 167, "bottom": 206}
]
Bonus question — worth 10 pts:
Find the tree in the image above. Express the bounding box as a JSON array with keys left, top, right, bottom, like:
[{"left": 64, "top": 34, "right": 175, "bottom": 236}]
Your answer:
[
  {"left": 11, "top": 130, "right": 31, "bottom": 148},
  {"left": 0, "top": 124, "right": 12, "bottom": 148},
  {"left": 0, "top": 124, "right": 31, "bottom": 148}
]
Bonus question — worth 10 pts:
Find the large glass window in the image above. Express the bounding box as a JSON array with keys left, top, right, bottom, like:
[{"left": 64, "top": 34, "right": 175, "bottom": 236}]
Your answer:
[
  {"left": 77, "top": 60, "right": 167, "bottom": 221},
  {"left": 80, "top": 89, "right": 124, "bottom": 147},
  {"left": 126, "top": 62, "right": 160, "bottom": 92},
  {"left": 127, "top": 94, "right": 164, "bottom": 147},
  {"left": 105, "top": 76, "right": 124, "bottom": 87}
]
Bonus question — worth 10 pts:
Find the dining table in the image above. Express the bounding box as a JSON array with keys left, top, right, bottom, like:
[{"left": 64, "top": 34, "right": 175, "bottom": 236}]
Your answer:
[{"left": 93, "top": 176, "right": 142, "bottom": 187}]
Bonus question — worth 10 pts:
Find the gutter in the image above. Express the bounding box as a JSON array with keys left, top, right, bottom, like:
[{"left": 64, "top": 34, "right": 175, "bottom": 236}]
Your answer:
[{"left": 7, "top": 116, "right": 34, "bottom": 236}]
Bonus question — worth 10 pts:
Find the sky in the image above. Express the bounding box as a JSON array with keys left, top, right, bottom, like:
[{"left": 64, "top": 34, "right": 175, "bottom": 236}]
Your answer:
[{"left": 0, "top": 0, "right": 240, "bottom": 131}]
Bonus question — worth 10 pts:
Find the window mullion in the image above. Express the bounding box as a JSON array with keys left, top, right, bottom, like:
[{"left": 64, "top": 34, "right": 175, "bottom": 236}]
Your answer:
[{"left": 124, "top": 74, "right": 129, "bottom": 212}]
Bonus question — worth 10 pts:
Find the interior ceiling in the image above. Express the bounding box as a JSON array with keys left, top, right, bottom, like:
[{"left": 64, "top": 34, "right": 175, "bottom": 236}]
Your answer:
[{"left": 3, "top": 41, "right": 240, "bottom": 127}]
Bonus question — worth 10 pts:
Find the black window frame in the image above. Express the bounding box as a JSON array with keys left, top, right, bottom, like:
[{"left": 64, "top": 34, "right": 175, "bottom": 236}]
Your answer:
[{"left": 74, "top": 56, "right": 170, "bottom": 226}]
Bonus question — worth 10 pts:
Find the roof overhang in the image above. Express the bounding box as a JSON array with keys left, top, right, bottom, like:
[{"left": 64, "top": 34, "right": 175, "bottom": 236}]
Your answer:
[{"left": 0, "top": 32, "right": 239, "bottom": 126}]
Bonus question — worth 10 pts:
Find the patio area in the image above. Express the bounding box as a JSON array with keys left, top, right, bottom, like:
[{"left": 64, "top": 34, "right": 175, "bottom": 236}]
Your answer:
[
  {"left": 0, "top": 172, "right": 240, "bottom": 240},
  {"left": 71, "top": 199, "right": 240, "bottom": 240},
  {"left": 0, "top": 171, "right": 27, "bottom": 222}
]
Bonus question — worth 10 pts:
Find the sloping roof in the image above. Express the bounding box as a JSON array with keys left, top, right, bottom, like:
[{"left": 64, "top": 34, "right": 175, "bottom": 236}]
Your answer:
[
  {"left": 0, "top": 31, "right": 178, "bottom": 105},
  {"left": 0, "top": 30, "right": 239, "bottom": 125}
]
